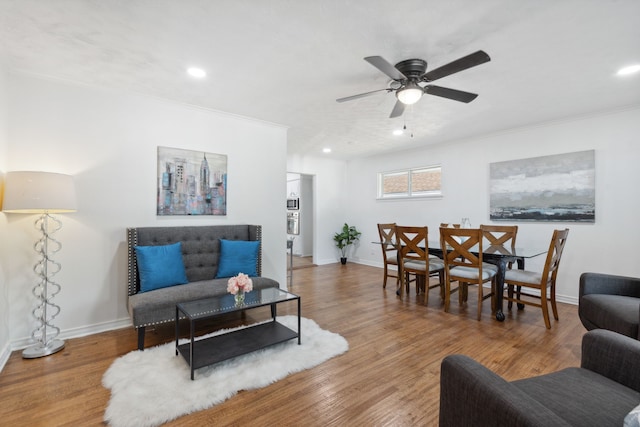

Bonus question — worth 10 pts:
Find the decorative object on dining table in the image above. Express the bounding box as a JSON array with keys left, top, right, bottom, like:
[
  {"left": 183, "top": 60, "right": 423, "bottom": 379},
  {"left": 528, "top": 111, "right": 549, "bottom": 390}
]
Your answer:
[
  {"left": 333, "top": 223, "right": 362, "bottom": 264},
  {"left": 458, "top": 218, "right": 472, "bottom": 243},
  {"left": 227, "top": 273, "right": 253, "bottom": 305},
  {"left": 1, "top": 171, "right": 78, "bottom": 358}
]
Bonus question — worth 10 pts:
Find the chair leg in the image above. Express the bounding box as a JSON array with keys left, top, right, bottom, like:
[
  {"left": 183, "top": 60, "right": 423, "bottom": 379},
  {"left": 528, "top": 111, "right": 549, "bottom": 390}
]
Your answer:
[
  {"left": 405, "top": 272, "right": 410, "bottom": 294},
  {"left": 540, "top": 288, "right": 551, "bottom": 329},
  {"left": 550, "top": 284, "right": 559, "bottom": 321},
  {"left": 516, "top": 285, "right": 523, "bottom": 310},
  {"left": 444, "top": 280, "right": 451, "bottom": 312},
  {"left": 397, "top": 271, "right": 405, "bottom": 297},
  {"left": 507, "top": 284, "right": 514, "bottom": 310},
  {"left": 490, "top": 280, "right": 497, "bottom": 313},
  {"left": 461, "top": 282, "right": 469, "bottom": 304},
  {"left": 477, "top": 283, "right": 483, "bottom": 321},
  {"left": 383, "top": 263, "right": 388, "bottom": 288},
  {"left": 424, "top": 276, "right": 430, "bottom": 305}
]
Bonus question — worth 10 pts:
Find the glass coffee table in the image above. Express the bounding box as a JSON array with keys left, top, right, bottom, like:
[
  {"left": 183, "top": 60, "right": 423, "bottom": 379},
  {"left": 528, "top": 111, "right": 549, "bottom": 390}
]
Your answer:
[{"left": 175, "top": 288, "right": 301, "bottom": 380}]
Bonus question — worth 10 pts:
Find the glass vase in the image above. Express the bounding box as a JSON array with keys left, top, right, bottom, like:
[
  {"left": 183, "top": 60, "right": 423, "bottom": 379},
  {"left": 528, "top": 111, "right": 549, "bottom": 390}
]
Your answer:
[{"left": 234, "top": 291, "right": 245, "bottom": 305}]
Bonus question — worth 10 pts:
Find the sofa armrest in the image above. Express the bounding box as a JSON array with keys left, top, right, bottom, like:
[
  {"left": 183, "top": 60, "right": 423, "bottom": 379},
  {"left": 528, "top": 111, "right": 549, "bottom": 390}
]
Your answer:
[
  {"left": 581, "top": 329, "right": 640, "bottom": 392},
  {"left": 439, "top": 355, "right": 570, "bottom": 427},
  {"left": 579, "top": 272, "right": 640, "bottom": 298}
]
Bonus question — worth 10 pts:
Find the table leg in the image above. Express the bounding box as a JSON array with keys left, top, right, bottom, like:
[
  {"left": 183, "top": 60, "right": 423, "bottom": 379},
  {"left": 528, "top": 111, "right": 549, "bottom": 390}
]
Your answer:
[
  {"left": 190, "top": 319, "right": 195, "bottom": 380},
  {"left": 175, "top": 307, "right": 179, "bottom": 356},
  {"left": 515, "top": 258, "right": 525, "bottom": 310},
  {"left": 297, "top": 297, "right": 301, "bottom": 345},
  {"left": 494, "top": 258, "right": 507, "bottom": 322},
  {"left": 396, "top": 250, "right": 403, "bottom": 297}
]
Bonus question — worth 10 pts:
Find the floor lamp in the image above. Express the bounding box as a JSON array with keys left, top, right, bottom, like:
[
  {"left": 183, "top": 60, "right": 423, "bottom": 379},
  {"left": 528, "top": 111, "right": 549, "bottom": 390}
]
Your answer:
[{"left": 2, "top": 171, "right": 77, "bottom": 358}]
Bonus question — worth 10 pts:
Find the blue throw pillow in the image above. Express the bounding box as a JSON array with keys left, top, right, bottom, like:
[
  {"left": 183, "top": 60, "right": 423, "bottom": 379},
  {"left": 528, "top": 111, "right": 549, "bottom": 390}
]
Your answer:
[
  {"left": 215, "top": 239, "right": 260, "bottom": 278},
  {"left": 135, "top": 242, "right": 189, "bottom": 292}
]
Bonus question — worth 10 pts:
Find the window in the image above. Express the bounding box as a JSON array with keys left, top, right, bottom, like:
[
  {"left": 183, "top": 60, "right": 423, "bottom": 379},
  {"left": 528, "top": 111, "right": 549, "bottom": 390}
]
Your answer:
[{"left": 378, "top": 165, "right": 442, "bottom": 199}]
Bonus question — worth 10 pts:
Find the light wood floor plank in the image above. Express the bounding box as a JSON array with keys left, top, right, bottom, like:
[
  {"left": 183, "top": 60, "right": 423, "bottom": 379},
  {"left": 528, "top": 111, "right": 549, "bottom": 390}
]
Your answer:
[{"left": 0, "top": 263, "right": 584, "bottom": 426}]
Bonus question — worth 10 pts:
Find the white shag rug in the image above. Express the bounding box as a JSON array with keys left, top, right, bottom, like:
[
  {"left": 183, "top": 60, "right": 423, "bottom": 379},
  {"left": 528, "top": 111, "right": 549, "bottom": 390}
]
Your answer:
[{"left": 102, "top": 316, "right": 348, "bottom": 427}]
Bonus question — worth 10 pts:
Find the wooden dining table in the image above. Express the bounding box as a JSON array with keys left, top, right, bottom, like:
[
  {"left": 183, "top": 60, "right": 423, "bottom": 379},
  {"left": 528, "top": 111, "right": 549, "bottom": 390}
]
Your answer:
[{"left": 394, "top": 241, "right": 547, "bottom": 321}]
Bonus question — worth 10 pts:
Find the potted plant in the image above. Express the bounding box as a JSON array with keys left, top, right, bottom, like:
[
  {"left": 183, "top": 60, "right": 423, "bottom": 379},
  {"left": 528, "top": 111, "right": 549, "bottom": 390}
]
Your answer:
[{"left": 333, "top": 223, "right": 362, "bottom": 264}]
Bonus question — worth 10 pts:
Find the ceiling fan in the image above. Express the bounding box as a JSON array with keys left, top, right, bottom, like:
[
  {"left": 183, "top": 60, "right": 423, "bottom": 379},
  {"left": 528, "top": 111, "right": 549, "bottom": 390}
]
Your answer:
[{"left": 336, "top": 50, "right": 491, "bottom": 118}]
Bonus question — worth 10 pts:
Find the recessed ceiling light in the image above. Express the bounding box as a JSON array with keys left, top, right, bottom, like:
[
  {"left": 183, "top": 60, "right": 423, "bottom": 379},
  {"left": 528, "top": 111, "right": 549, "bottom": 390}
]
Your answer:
[
  {"left": 617, "top": 64, "right": 640, "bottom": 76},
  {"left": 393, "top": 129, "right": 404, "bottom": 136},
  {"left": 323, "top": 148, "right": 331, "bottom": 153},
  {"left": 187, "top": 67, "right": 207, "bottom": 78}
]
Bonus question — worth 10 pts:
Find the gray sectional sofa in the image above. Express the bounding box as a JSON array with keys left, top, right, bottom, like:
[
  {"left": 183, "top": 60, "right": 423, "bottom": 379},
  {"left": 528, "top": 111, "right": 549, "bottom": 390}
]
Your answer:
[
  {"left": 127, "top": 224, "right": 280, "bottom": 350},
  {"left": 439, "top": 329, "right": 640, "bottom": 426}
]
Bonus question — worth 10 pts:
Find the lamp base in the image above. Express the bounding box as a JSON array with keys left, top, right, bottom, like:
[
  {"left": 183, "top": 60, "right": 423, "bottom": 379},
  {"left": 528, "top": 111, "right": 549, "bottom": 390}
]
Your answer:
[{"left": 22, "top": 339, "right": 65, "bottom": 359}]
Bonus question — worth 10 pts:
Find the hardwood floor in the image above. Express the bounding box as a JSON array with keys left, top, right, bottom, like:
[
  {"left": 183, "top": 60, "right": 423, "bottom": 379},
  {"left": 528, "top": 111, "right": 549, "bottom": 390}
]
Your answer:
[
  {"left": 0, "top": 263, "right": 584, "bottom": 426},
  {"left": 290, "top": 255, "right": 316, "bottom": 270}
]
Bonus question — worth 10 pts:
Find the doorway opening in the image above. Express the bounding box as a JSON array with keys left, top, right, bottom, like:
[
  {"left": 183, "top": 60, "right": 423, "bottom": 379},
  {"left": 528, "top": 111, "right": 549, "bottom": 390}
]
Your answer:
[{"left": 286, "top": 172, "right": 315, "bottom": 273}]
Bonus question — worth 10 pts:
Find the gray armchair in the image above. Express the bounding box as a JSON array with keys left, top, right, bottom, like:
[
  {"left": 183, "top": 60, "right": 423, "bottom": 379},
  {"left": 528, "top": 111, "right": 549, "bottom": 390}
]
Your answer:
[
  {"left": 579, "top": 272, "right": 640, "bottom": 339},
  {"left": 439, "top": 329, "right": 640, "bottom": 426}
]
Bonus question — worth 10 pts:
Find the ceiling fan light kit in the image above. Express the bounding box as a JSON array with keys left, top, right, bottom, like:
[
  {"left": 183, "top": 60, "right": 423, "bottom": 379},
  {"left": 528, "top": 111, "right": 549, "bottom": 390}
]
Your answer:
[
  {"left": 396, "top": 82, "right": 423, "bottom": 105},
  {"left": 337, "top": 50, "right": 491, "bottom": 118}
]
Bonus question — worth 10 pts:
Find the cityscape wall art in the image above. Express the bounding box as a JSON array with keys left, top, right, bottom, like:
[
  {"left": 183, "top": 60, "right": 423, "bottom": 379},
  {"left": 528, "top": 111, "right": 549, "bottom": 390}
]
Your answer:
[
  {"left": 157, "top": 146, "right": 227, "bottom": 216},
  {"left": 489, "top": 150, "right": 595, "bottom": 222}
]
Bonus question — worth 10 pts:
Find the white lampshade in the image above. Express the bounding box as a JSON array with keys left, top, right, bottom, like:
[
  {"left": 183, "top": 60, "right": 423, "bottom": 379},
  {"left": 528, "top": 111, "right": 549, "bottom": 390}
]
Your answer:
[
  {"left": 396, "top": 83, "right": 424, "bottom": 105},
  {"left": 2, "top": 171, "right": 77, "bottom": 213}
]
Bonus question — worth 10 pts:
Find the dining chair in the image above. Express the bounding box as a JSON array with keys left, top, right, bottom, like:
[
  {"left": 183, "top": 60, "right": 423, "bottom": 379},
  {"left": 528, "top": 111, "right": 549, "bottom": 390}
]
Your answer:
[
  {"left": 440, "top": 223, "right": 461, "bottom": 228},
  {"left": 440, "top": 227, "right": 497, "bottom": 321},
  {"left": 395, "top": 226, "right": 444, "bottom": 302},
  {"left": 480, "top": 224, "right": 518, "bottom": 270},
  {"left": 502, "top": 229, "right": 569, "bottom": 329},
  {"left": 376, "top": 223, "right": 399, "bottom": 289},
  {"left": 480, "top": 224, "right": 518, "bottom": 247}
]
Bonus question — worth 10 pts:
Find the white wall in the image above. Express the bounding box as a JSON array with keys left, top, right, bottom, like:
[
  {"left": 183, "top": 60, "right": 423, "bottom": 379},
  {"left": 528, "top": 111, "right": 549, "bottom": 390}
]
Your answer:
[
  {"left": 346, "top": 107, "right": 640, "bottom": 304},
  {"left": 1, "top": 72, "right": 288, "bottom": 348},
  {"left": 287, "top": 155, "right": 348, "bottom": 265},
  {"left": 0, "top": 64, "right": 10, "bottom": 367}
]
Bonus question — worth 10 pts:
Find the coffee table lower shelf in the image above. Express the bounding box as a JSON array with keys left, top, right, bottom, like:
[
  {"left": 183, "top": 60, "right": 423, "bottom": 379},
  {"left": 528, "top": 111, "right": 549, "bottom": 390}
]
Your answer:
[{"left": 177, "top": 321, "right": 298, "bottom": 378}]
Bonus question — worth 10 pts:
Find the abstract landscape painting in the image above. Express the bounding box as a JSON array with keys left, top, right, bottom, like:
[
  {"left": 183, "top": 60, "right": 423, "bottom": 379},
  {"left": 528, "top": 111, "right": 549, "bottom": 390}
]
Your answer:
[{"left": 489, "top": 150, "right": 595, "bottom": 222}]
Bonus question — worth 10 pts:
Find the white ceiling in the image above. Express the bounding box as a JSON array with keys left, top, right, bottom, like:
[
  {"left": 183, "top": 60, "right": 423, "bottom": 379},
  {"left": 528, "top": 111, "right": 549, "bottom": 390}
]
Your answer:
[{"left": 1, "top": 0, "right": 639, "bottom": 161}]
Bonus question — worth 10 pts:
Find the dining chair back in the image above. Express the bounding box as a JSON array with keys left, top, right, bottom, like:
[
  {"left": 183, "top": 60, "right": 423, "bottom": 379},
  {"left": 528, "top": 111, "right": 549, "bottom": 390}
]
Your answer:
[
  {"left": 395, "top": 226, "right": 444, "bottom": 302},
  {"left": 480, "top": 224, "right": 518, "bottom": 269},
  {"left": 480, "top": 224, "right": 518, "bottom": 247},
  {"left": 440, "top": 227, "right": 497, "bottom": 320},
  {"left": 376, "top": 223, "right": 399, "bottom": 289},
  {"left": 503, "top": 229, "right": 570, "bottom": 329},
  {"left": 440, "top": 223, "right": 461, "bottom": 228}
]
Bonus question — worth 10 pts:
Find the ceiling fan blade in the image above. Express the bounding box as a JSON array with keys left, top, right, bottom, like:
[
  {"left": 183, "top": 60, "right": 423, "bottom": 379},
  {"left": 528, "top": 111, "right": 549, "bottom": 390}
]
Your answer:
[
  {"left": 389, "top": 100, "right": 406, "bottom": 118},
  {"left": 364, "top": 56, "right": 407, "bottom": 81},
  {"left": 336, "top": 88, "right": 390, "bottom": 103},
  {"left": 424, "top": 85, "right": 478, "bottom": 103},
  {"left": 422, "top": 50, "right": 491, "bottom": 82}
]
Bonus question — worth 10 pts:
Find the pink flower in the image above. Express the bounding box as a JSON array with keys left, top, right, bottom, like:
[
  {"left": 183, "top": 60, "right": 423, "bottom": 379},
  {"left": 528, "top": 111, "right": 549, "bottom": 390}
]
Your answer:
[{"left": 227, "top": 273, "right": 253, "bottom": 295}]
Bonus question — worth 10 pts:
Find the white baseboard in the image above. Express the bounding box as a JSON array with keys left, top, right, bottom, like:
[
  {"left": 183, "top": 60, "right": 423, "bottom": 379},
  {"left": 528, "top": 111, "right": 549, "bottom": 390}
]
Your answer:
[
  {"left": 9, "top": 317, "right": 132, "bottom": 351},
  {"left": 0, "top": 342, "right": 11, "bottom": 373}
]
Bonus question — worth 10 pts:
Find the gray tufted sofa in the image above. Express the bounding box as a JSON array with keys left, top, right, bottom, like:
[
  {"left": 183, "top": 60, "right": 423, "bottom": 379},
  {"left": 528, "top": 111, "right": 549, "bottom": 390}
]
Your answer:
[{"left": 127, "top": 224, "right": 280, "bottom": 350}]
